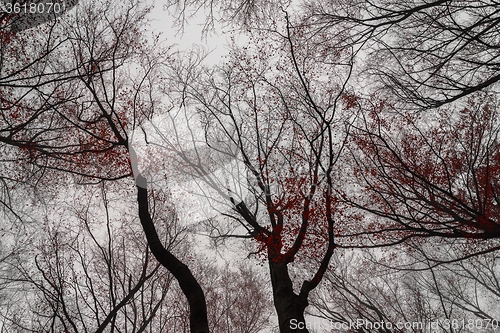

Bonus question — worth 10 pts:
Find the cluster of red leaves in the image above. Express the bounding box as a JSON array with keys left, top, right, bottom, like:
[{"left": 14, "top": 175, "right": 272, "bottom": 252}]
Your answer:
[
  {"left": 347, "top": 94, "right": 500, "bottom": 245},
  {"left": 341, "top": 92, "right": 359, "bottom": 110},
  {"left": 252, "top": 174, "right": 332, "bottom": 264},
  {"left": 0, "top": 30, "right": 13, "bottom": 45}
]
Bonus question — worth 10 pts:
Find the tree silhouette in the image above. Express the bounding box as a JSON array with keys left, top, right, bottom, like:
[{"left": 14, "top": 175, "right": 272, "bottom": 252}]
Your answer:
[
  {"left": 1, "top": 1, "right": 210, "bottom": 331},
  {"left": 343, "top": 93, "right": 500, "bottom": 256},
  {"left": 157, "top": 12, "right": 356, "bottom": 332},
  {"left": 304, "top": 0, "right": 500, "bottom": 108}
]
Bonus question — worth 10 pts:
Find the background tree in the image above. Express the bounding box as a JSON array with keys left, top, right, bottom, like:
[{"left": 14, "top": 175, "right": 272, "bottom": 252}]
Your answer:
[
  {"left": 162, "top": 0, "right": 292, "bottom": 36},
  {"left": 198, "top": 262, "right": 273, "bottom": 333},
  {"left": 309, "top": 241, "right": 500, "bottom": 333},
  {"left": 0, "top": 182, "right": 177, "bottom": 333},
  {"left": 341, "top": 92, "right": 500, "bottom": 254},
  {"left": 304, "top": 0, "right": 500, "bottom": 108}
]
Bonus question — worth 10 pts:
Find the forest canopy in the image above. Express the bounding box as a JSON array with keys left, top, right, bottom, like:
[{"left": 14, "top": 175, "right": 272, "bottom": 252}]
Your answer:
[{"left": 1, "top": 1, "right": 499, "bottom": 332}]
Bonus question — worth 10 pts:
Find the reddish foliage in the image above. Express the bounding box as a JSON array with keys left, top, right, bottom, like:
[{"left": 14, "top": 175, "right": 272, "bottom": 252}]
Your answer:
[{"left": 346, "top": 94, "right": 500, "bottom": 246}]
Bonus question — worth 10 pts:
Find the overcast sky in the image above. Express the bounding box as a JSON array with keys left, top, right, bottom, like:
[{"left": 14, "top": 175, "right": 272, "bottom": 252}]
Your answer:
[{"left": 147, "top": 0, "right": 231, "bottom": 65}]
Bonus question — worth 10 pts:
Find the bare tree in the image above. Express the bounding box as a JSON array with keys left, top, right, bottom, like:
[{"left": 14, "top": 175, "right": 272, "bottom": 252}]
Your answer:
[
  {"left": 207, "top": 264, "right": 273, "bottom": 333},
  {"left": 0, "top": 181, "right": 179, "bottom": 333},
  {"left": 151, "top": 11, "right": 358, "bottom": 332},
  {"left": 1, "top": 0, "right": 211, "bottom": 331},
  {"left": 303, "top": 0, "right": 500, "bottom": 108},
  {"left": 162, "top": 0, "right": 291, "bottom": 36},
  {"left": 310, "top": 240, "right": 500, "bottom": 333}
]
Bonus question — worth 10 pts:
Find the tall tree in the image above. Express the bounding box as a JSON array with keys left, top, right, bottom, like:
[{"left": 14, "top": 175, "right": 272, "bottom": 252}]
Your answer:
[
  {"left": 153, "top": 12, "right": 357, "bottom": 332},
  {"left": 1, "top": 0, "right": 210, "bottom": 331}
]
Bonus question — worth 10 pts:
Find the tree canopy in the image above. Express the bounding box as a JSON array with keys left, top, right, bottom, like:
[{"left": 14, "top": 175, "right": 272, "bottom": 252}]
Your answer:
[{"left": 1, "top": 0, "right": 500, "bottom": 332}]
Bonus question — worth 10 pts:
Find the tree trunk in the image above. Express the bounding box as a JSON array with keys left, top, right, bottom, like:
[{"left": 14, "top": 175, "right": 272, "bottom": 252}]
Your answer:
[
  {"left": 269, "top": 261, "right": 310, "bottom": 333},
  {"left": 136, "top": 175, "right": 209, "bottom": 333}
]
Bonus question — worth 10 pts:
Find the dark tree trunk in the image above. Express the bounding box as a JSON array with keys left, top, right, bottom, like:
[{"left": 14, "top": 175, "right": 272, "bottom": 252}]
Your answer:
[
  {"left": 269, "top": 261, "right": 310, "bottom": 333},
  {"left": 136, "top": 175, "right": 209, "bottom": 333}
]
